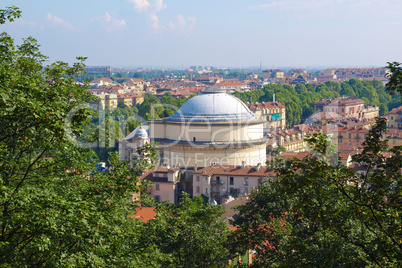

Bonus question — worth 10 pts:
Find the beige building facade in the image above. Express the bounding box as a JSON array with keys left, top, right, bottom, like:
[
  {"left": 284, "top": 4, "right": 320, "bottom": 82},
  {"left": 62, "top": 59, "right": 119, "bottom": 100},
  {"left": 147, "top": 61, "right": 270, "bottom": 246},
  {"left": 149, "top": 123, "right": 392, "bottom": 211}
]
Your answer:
[
  {"left": 192, "top": 164, "right": 275, "bottom": 204},
  {"left": 247, "top": 101, "right": 286, "bottom": 129},
  {"left": 388, "top": 106, "right": 402, "bottom": 129},
  {"left": 140, "top": 166, "right": 181, "bottom": 203}
]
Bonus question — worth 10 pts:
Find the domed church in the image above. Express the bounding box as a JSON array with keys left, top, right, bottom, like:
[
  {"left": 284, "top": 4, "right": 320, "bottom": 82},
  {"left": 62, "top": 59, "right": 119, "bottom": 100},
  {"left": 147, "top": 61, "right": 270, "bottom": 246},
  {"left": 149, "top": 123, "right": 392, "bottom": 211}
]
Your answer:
[
  {"left": 119, "top": 125, "right": 150, "bottom": 168},
  {"left": 149, "top": 87, "right": 267, "bottom": 168}
]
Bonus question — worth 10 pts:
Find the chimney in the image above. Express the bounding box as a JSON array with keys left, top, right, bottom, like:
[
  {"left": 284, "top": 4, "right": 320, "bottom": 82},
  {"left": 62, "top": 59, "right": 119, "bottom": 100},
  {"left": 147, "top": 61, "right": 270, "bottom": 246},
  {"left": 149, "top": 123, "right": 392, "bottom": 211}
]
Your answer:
[
  {"left": 255, "top": 163, "right": 261, "bottom": 171},
  {"left": 273, "top": 94, "right": 276, "bottom": 102}
]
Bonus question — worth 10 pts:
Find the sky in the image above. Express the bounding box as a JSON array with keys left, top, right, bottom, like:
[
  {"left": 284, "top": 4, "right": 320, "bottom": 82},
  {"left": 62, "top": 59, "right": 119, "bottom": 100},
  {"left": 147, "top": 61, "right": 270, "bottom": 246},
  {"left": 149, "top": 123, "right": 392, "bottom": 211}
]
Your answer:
[{"left": 2, "top": 0, "right": 402, "bottom": 69}]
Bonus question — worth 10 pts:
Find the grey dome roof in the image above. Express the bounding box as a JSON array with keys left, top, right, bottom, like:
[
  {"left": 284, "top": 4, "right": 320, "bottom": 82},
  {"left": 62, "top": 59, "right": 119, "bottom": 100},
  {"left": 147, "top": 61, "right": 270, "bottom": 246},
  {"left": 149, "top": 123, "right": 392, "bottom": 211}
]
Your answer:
[
  {"left": 125, "top": 125, "right": 149, "bottom": 141},
  {"left": 167, "top": 87, "right": 258, "bottom": 123},
  {"left": 135, "top": 126, "right": 148, "bottom": 138}
]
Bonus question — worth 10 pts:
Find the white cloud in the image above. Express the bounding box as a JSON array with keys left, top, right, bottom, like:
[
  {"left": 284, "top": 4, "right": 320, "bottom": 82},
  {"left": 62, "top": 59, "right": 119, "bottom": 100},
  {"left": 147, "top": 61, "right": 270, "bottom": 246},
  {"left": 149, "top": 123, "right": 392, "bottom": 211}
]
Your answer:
[
  {"left": 129, "top": 0, "right": 150, "bottom": 13},
  {"left": 150, "top": 13, "right": 162, "bottom": 29},
  {"left": 46, "top": 13, "right": 74, "bottom": 31},
  {"left": 154, "top": 0, "right": 167, "bottom": 12},
  {"left": 91, "top": 12, "right": 128, "bottom": 32},
  {"left": 169, "top": 15, "right": 196, "bottom": 33},
  {"left": 127, "top": 0, "right": 196, "bottom": 34}
]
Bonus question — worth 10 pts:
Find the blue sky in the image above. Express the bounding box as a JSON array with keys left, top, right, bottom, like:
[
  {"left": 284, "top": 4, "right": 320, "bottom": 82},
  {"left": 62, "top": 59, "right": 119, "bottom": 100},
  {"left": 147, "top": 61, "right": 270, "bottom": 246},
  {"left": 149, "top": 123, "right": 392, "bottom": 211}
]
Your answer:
[{"left": 3, "top": 0, "right": 402, "bottom": 68}]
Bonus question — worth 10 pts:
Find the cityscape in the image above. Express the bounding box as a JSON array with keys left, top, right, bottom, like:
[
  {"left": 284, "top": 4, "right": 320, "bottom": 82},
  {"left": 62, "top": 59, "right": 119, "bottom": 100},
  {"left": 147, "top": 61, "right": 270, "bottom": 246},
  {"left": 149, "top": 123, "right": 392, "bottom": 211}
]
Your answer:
[
  {"left": 84, "top": 65, "right": 401, "bottom": 207},
  {"left": 2, "top": 1, "right": 402, "bottom": 267}
]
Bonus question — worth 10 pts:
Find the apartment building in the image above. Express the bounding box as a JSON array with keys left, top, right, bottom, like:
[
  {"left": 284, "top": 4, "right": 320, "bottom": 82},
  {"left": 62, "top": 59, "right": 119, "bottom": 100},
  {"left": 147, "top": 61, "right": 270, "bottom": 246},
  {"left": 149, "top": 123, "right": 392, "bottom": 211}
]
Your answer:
[
  {"left": 314, "top": 96, "right": 378, "bottom": 120},
  {"left": 247, "top": 101, "right": 286, "bottom": 129},
  {"left": 388, "top": 106, "right": 402, "bottom": 129},
  {"left": 386, "top": 128, "right": 402, "bottom": 148},
  {"left": 140, "top": 165, "right": 181, "bottom": 203},
  {"left": 262, "top": 69, "right": 285, "bottom": 80},
  {"left": 192, "top": 164, "right": 275, "bottom": 205}
]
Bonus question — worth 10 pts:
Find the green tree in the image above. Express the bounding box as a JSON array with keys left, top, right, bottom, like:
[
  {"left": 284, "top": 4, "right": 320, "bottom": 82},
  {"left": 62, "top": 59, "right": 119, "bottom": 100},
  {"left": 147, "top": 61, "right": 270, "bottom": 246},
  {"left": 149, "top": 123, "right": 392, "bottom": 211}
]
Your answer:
[
  {"left": 294, "top": 83, "right": 307, "bottom": 94},
  {"left": 117, "top": 102, "right": 128, "bottom": 109},
  {"left": 141, "top": 194, "right": 230, "bottom": 267},
  {"left": 138, "top": 94, "right": 164, "bottom": 120},
  {"left": 386, "top": 61, "right": 402, "bottom": 96},
  {"left": 231, "top": 119, "right": 402, "bottom": 267},
  {"left": 340, "top": 82, "right": 356, "bottom": 96},
  {"left": 0, "top": 7, "right": 159, "bottom": 266},
  {"left": 325, "top": 80, "right": 341, "bottom": 92},
  {"left": 379, "top": 103, "right": 388, "bottom": 116}
]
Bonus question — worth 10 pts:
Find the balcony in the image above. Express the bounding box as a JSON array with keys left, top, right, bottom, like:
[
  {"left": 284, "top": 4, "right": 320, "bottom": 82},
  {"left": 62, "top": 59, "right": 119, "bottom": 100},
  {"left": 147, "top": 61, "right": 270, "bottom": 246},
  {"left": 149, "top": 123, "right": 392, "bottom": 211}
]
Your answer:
[{"left": 211, "top": 190, "right": 221, "bottom": 196}]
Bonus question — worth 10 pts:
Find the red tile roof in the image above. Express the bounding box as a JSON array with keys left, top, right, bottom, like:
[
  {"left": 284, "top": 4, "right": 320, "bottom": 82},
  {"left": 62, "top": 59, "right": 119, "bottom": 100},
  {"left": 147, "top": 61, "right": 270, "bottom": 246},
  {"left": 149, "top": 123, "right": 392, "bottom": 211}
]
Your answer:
[
  {"left": 315, "top": 96, "right": 364, "bottom": 106},
  {"left": 389, "top": 106, "right": 402, "bottom": 114},
  {"left": 247, "top": 102, "right": 285, "bottom": 110},
  {"left": 129, "top": 207, "right": 156, "bottom": 223}
]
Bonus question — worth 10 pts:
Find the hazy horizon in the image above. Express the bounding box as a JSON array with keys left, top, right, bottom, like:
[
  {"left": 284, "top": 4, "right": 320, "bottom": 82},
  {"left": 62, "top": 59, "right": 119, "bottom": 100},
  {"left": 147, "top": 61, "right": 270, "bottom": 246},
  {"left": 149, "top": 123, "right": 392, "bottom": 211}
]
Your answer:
[{"left": 3, "top": 0, "right": 402, "bottom": 68}]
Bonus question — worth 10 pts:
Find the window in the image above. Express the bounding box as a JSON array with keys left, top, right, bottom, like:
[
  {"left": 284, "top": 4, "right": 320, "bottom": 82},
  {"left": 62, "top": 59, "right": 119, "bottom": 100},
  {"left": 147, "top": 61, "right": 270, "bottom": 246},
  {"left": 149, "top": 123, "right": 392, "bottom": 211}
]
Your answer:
[
  {"left": 205, "top": 188, "right": 208, "bottom": 194},
  {"left": 196, "top": 186, "right": 200, "bottom": 193},
  {"left": 342, "top": 108, "right": 344, "bottom": 113},
  {"left": 391, "top": 116, "right": 394, "bottom": 120},
  {"left": 245, "top": 187, "right": 249, "bottom": 194},
  {"left": 155, "top": 184, "right": 160, "bottom": 191},
  {"left": 230, "top": 177, "right": 234, "bottom": 185},
  {"left": 154, "top": 195, "right": 160, "bottom": 202},
  {"left": 196, "top": 176, "right": 200, "bottom": 182},
  {"left": 349, "top": 133, "right": 352, "bottom": 139},
  {"left": 216, "top": 176, "right": 220, "bottom": 182}
]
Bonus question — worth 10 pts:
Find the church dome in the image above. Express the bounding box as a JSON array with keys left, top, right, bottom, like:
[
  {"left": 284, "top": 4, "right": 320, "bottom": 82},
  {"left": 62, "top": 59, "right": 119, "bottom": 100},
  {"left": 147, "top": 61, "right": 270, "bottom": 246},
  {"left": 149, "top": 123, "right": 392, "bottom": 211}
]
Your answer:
[
  {"left": 135, "top": 126, "right": 148, "bottom": 138},
  {"left": 125, "top": 125, "right": 148, "bottom": 141},
  {"left": 167, "top": 87, "right": 258, "bottom": 123}
]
